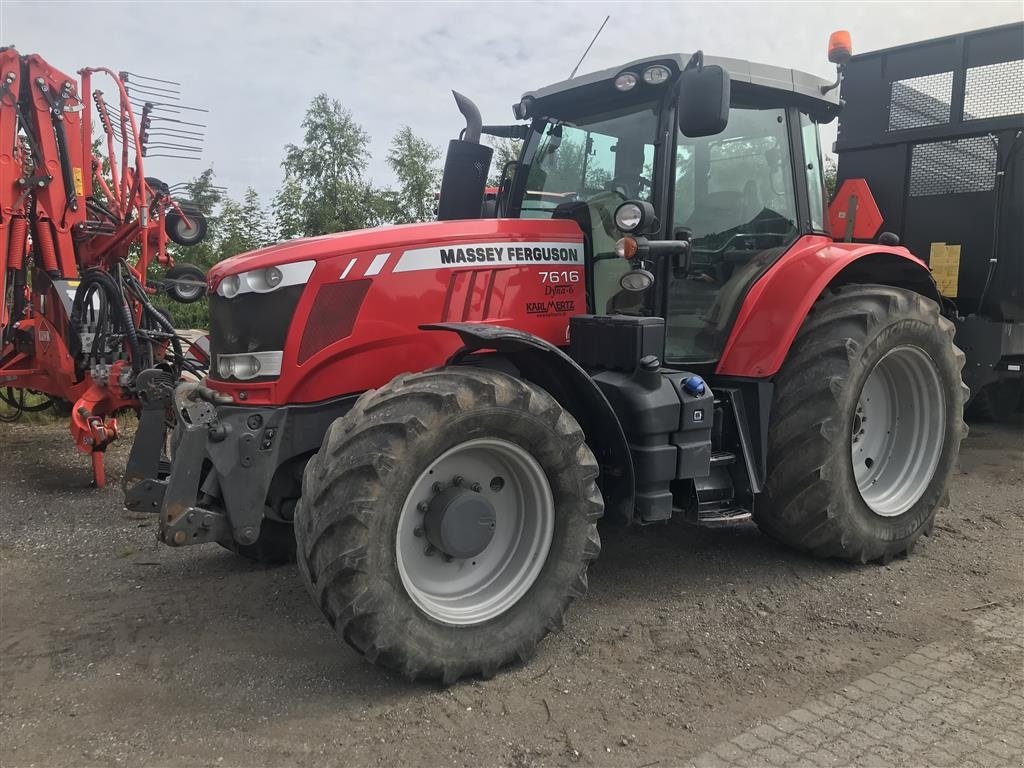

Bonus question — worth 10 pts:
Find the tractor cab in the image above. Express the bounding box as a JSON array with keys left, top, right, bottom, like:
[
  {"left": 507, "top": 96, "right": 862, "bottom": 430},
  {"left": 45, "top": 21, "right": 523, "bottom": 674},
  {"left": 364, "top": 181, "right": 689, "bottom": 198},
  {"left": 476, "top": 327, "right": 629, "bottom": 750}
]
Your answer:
[{"left": 495, "top": 53, "right": 840, "bottom": 365}]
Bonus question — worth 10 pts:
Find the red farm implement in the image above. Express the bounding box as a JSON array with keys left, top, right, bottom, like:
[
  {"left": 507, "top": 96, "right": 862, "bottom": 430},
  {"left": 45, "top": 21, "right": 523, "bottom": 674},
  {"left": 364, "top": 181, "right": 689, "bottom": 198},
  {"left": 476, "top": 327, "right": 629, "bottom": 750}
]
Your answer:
[{"left": 0, "top": 47, "right": 210, "bottom": 486}]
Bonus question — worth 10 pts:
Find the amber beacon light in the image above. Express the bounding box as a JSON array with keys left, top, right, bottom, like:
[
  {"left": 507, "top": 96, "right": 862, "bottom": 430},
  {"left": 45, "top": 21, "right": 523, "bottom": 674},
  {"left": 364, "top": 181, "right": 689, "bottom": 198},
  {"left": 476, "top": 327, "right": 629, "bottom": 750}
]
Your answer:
[{"left": 828, "top": 30, "right": 853, "bottom": 65}]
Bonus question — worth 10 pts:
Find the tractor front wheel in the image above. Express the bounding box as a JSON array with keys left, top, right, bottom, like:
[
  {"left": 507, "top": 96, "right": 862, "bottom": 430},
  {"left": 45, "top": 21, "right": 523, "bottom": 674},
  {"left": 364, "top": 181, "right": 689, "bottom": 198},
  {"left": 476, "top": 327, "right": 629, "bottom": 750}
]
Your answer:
[
  {"left": 755, "top": 284, "right": 968, "bottom": 563},
  {"left": 295, "top": 367, "right": 603, "bottom": 682}
]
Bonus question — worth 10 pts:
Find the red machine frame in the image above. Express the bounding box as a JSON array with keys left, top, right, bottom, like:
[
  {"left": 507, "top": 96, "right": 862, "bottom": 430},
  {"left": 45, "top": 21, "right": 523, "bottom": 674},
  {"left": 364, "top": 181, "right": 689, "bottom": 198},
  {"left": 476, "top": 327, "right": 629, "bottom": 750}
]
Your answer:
[{"left": 1, "top": 48, "right": 203, "bottom": 485}]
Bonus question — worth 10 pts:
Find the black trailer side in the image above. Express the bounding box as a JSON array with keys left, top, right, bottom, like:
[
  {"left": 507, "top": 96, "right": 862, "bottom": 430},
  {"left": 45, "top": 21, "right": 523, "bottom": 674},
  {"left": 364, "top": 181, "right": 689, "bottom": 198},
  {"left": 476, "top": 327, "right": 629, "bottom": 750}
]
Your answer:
[{"left": 835, "top": 23, "right": 1023, "bottom": 419}]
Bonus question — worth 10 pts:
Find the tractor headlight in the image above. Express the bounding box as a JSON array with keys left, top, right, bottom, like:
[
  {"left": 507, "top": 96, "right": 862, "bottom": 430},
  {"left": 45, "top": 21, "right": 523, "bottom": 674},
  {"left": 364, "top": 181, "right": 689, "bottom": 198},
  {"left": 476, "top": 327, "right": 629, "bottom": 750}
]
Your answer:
[
  {"left": 642, "top": 65, "right": 671, "bottom": 85},
  {"left": 215, "top": 261, "right": 315, "bottom": 298},
  {"left": 219, "top": 274, "right": 241, "bottom": 299},
  {"left": 619, "top": 269, "right": 655, "bottom": 293},
  {"left": 614, "top": 72, "right": 639, "bottom": 92},
  {"left": 614, "top": 200, "right": 657, "bottom": 234},
  {"left": 216, "top": 351, "right": 283, "bottom": 381},
  {"left": 614, "top": 202, "right": 644, "bottom": 232}
]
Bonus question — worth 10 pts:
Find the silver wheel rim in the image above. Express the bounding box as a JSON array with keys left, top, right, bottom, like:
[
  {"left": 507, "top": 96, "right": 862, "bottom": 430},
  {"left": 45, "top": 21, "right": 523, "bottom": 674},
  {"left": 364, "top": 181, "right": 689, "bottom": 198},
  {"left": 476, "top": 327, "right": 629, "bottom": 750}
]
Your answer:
[
  {"left": 395, "top": 438, "right": 554, "bottom": 626},
  {"left": 172, "top": 279, "right": 203, "bottom": 300},
  {"left": 174, "top": 217, "right": 199, "bottom": 244},
  {"left": 852, "top": 345, "right": 946, "bottom": 517}
]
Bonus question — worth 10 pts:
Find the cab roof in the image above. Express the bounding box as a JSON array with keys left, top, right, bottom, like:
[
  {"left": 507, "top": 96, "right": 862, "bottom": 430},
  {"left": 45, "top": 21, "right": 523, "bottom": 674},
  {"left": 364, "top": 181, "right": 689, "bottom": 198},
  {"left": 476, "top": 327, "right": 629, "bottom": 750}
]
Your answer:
[{"left": 521, "top": 53, "right": 839, "bottom": 116}]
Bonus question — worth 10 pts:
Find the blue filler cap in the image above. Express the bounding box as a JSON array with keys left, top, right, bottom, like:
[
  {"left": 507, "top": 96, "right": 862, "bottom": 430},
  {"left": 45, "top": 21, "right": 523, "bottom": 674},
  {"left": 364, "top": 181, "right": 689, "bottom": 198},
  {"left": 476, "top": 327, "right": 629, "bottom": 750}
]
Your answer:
[{"left": 682, "top": 375, "right": 706, "bottom": 397}]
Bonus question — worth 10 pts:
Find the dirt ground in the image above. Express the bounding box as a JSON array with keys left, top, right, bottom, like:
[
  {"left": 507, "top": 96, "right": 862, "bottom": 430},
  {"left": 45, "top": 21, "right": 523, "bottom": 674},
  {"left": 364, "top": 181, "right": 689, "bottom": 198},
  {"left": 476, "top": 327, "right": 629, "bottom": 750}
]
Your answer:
[{"left": 1, "top": 419, "right": 1021, "bottom": 767}]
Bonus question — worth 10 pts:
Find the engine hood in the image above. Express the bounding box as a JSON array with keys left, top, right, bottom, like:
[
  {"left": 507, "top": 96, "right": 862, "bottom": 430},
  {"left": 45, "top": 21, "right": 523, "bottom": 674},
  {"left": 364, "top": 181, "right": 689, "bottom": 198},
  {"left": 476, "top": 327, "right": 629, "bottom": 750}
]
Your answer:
[{"left": 206, "top": 219, "right": 581, "bottom": 286}]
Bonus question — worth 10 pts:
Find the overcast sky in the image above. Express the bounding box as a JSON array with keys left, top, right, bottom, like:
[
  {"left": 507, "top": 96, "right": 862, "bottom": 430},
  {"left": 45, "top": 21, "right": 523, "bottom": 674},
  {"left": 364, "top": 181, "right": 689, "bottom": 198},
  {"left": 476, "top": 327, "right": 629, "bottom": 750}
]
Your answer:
[{"left": 4, "top": 1, "right": 1022, "bottom": 205}]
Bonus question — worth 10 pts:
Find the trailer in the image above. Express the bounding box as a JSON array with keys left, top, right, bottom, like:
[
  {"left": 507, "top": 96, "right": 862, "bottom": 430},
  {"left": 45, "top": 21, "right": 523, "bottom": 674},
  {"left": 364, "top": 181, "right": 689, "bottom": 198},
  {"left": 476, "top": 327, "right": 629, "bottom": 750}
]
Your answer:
[{"left": 834, "top": 23, "right": 1024, "bottom": 420}]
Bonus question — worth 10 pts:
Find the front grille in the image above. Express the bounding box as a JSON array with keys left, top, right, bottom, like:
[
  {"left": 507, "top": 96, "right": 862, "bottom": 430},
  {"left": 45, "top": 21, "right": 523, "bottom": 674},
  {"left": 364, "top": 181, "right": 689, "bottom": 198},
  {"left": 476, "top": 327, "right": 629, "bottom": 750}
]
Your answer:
[{"left": 208, "top": 285, "right": 304, "bottom": 378}]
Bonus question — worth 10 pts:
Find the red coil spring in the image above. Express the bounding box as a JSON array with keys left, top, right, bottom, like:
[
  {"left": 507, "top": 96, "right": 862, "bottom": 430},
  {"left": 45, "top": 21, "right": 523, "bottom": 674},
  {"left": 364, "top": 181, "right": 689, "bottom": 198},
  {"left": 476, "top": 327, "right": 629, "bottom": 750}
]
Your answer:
[
  {"left": 34, "top": 222, "right": 59, "bottom": 275},
  {"left": 7, "top": 217, "right": 28, "bottom": 271}
]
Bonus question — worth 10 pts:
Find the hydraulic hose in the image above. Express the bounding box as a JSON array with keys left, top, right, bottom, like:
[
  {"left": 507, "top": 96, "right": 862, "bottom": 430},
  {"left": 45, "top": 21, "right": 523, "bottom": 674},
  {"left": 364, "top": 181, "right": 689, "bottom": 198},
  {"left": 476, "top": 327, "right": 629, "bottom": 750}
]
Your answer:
[
  {"left": 976, "top": 131, "right": 1022, "bottom": 316},
  {"left": 71, "top": 269, "right": 143, "bottom": 374}
]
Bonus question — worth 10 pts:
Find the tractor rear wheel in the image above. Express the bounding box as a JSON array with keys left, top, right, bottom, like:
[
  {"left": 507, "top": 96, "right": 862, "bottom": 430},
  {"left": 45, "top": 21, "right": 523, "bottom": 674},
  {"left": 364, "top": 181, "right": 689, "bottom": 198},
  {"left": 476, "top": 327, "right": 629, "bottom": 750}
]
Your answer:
[
  {"left": 755, "top": 284, "right": 968, "bottom": 563},
  {"left": 294, "top": 367, "right": 603, "bottom": 682}
]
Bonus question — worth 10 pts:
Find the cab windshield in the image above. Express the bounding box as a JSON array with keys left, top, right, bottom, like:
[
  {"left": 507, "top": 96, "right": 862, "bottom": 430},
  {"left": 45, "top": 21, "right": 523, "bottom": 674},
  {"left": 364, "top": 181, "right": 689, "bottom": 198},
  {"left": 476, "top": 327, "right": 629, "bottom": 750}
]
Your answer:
[{"left": 517, "top": 102, "right": 659, "bottom": 312}]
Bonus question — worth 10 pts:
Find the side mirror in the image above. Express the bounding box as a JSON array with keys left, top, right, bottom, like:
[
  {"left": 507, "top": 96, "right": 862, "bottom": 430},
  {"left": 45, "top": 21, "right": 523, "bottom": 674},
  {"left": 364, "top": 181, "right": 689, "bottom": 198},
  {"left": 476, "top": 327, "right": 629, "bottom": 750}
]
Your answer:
[{"left": 678, "top": 60, "right": 730, "bottom": 138}]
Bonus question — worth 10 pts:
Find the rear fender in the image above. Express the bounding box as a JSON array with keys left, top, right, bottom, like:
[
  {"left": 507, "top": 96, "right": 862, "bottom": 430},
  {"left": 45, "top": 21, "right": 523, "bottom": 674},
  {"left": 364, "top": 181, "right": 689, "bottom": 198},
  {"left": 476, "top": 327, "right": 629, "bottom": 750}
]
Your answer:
[
  {"left": 422, "top": 322, "right": 635, "bottom": 524},
  {"left": 717, "top": 238, "right": 939, "bottom": 378}
]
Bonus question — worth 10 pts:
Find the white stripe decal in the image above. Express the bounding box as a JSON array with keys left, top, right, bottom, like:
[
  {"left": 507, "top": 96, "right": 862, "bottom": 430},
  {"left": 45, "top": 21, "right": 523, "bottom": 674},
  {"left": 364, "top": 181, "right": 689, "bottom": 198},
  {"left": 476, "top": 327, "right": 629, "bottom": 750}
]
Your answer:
[
  {"left": 364, "top": 252, "right": 391, "bottom": 276},
  {"left": 339, "top": 258, "right": 357, "bottom": 279},
  {"left": 393, "top": 241, "right": 584, "bottom": 273}
]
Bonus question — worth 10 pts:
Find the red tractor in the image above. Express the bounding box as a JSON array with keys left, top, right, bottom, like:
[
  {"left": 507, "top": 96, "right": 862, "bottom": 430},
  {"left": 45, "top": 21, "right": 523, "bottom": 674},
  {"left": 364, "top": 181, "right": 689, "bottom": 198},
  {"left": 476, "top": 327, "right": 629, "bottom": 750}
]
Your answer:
[{"left": 126, "top": 37, "right": 968, "bottom": 682}]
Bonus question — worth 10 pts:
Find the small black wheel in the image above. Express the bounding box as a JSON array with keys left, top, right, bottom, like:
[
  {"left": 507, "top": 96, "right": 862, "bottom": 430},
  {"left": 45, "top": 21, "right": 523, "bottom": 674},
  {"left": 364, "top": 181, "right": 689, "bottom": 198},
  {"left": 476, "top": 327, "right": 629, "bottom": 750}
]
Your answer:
[
  {"left": 163, "top": 263, "right": 207, "bottom": 304},
  {"left": 165, "top": 205, "right": 208, "bottom": 247},
  {"left": 145, "top": 177, "right": 170, "bottom": 196},
  {"left": 296, "top": 367, "right": 603, "bottom": 683},
  {"left": 755, "top": 284, "right": 968, "bottom": 563}
]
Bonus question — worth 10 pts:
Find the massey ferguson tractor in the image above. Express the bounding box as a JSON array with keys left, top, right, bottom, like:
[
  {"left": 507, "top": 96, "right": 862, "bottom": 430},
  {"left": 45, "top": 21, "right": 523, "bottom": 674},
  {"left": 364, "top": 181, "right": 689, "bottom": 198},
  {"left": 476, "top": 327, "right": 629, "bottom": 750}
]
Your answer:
[
  {"left": 0, "top": 48, "right": 209, "bottom": 485},
  {"left": 125, "top": 35, "right": 968, "bottom": 682}
]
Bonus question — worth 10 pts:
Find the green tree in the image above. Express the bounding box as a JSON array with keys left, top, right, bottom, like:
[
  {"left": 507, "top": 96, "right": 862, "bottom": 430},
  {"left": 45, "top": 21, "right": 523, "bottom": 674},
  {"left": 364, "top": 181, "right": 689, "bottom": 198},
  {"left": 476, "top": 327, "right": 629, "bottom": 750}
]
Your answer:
[
  {"left": 218, "top": 188, "right": 276, "bottom": 258},
  {"left": 385, "top": 126, "right": 442, "bottom": 224},
  {"left": 273, "top": 176, "right": 305, "bottom": 240},
  {"left": 276, "top": 94, "right": 375, "bottom": 236},
  {"left": 486, "top": 137, "right": 522, "bottom": 186}
]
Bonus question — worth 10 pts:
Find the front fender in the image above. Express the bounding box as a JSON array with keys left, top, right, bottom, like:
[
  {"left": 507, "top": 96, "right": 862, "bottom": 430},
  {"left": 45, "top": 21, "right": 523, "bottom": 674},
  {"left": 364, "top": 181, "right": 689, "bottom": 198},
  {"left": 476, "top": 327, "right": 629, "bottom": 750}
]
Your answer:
[
  {"left": 422, "top": 322, "right": 635, "bottom": 524},
  {"left": 717, "top": 237, "right": 938, "bottom": 377}
]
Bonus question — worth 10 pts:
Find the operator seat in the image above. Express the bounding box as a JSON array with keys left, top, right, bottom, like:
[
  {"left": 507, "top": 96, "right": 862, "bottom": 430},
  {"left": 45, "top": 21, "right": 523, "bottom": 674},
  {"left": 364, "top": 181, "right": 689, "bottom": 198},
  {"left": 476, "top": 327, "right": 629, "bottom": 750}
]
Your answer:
[{"left": 684, "top": 190, "right": 745, "bottom": 237}]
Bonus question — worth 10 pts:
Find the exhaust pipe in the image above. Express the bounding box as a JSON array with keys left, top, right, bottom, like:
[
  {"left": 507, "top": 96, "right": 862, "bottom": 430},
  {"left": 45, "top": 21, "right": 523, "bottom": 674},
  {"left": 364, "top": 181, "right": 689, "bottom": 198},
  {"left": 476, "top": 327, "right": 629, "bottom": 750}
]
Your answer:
[
  {"left": 453, "top": 91, "right": 482, "bottom": 144},
  {"left": 437, "top": 92, "right": 493, "bottom": 221}
]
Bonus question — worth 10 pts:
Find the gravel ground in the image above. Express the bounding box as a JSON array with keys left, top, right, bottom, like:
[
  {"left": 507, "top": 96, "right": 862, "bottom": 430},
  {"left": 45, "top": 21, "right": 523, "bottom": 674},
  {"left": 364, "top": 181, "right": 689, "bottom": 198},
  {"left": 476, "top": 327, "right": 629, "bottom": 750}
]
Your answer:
[{"left": 1, "top": 419, "right": 1021, "bottom": 767}]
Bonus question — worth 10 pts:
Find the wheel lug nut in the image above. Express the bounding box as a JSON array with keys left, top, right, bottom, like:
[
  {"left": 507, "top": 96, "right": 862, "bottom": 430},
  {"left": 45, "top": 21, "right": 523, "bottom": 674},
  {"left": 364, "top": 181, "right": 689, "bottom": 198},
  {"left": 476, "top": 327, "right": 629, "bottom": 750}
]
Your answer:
[
  {"left": 471, "top": 483, "right": 482, "bottom": 492},
  {"left": 424, "top": 544, "right": 435, "bottom": 556},
  {"left": 432, "top": 481, "right": 444, "bottom": 493},
  {"left": 417, "top": 501, "right": 429, "bottom": 513},
  {"left": 453, "top": 475, "right": 463, "bottom": 486},
  {"left": 413, "top": 526, "right": 424, "bottom": 537}
]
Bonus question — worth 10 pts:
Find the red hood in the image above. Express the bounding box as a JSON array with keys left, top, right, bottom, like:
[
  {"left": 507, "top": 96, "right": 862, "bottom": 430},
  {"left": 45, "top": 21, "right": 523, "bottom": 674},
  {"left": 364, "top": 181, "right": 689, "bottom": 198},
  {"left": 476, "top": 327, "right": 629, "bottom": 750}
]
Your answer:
[{"left": 206, "top": 219, "right": 582, "bottom": 284}]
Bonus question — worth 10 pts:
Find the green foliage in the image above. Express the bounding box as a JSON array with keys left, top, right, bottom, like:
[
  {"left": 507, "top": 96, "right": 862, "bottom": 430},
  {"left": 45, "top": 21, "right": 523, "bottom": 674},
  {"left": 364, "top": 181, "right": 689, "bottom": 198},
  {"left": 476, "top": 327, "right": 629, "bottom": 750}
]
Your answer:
[
  {"left": 386, "top": 126, "right": 442, "bottom": 224},
  {"left": 275, "top": 94, "right": 376, "bottom": 236}
]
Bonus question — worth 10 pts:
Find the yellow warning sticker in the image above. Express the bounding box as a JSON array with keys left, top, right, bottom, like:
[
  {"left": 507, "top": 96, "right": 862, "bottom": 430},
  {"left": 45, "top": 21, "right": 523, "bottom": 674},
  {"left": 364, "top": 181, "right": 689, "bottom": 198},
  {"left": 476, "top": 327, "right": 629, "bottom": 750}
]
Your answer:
[
  {"left": 73, "top": 167, "right": 84, "bottom": 197},
  {"left": 929, "top": 242, "right": 961, "bottom": 298}
]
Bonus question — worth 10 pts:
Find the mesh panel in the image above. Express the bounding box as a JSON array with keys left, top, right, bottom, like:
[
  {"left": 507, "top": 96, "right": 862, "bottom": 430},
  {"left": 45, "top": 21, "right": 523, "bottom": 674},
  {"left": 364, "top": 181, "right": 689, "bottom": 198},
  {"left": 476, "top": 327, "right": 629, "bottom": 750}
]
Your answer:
[
  {"left": 909, "top": 136, "right": 997, "bottom": 196},
  {"left": 297, "top": 279, "right": 371, "bottom": 363},
  {"left": 964, "top": 60, "right": 1024, "bottom": 120},
  {"left": 888, "top": 72, "right": 954, "bottom": 131}
]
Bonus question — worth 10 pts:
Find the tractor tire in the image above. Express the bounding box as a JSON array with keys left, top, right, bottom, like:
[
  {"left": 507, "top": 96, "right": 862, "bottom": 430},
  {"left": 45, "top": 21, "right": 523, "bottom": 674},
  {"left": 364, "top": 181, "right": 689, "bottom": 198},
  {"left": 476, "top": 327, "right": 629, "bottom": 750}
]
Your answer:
[
  {"left": 221, "top": 518, "right": 296, "bottom": 564},
  {"left": 754, "top": 284, "right": 968, "bottom": 563},
  {"left": 163, "top": 263, "right": 207, "bottom": 303},
  {"left": 295, "top": 367, "right": 603, "bottom": 683}
]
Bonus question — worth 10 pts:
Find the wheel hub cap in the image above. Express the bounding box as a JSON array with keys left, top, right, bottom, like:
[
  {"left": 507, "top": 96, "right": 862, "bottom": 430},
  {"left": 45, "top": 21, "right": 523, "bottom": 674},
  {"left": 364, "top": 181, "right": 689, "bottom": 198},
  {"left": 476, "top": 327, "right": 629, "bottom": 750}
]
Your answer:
[{"left": 424, "top": 486, "right": 496, "bottom": 559}]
